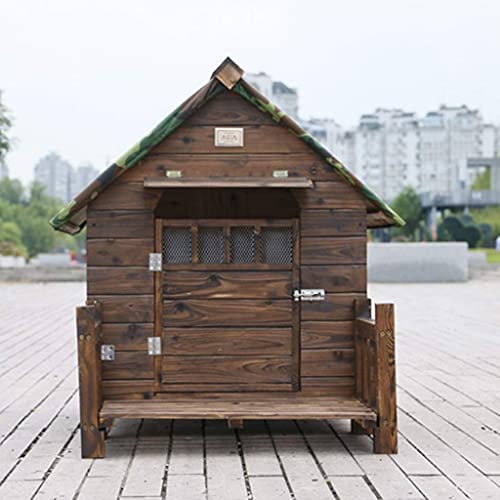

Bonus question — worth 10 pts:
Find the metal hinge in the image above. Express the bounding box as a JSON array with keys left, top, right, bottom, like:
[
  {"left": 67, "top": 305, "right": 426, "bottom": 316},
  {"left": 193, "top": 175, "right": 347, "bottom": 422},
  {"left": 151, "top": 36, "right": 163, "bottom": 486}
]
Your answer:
[
  {"left": 101, "top": 344, "right": 115, "bottom": 361},
  {"left": 148, "top": 337, "right": 161, "bottom": 355},
  {"left": 149, "top": 253, "right": 162, "bottom": 271},
  {"left": 293, "top": 289, "right": 325, "bottom": 301}
]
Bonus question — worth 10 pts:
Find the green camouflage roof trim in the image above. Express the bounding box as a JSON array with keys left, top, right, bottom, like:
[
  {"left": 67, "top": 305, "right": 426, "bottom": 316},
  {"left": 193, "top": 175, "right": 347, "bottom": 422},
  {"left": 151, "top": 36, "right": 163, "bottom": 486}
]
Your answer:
[
  {"left": 232, "top": 80, "right": 404, "bottom": 227},
  {"left": 50, "top": 59, "right": 403, "bottom": 234}
]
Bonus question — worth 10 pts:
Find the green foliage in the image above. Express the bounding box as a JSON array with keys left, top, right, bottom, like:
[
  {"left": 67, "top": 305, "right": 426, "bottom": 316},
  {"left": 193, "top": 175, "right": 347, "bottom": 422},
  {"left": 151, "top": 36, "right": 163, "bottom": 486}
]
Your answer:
[
  {"left": 439, "top": 214, "right": 482, "bottom": 248},
  {"left": 470, "top": 206, "right": 500, "bottom": 239},
  {"left": 390, "top": 187, "right": 423, "bottom": 241},
  {"left": 471, "top": 168, "right": 491, "bottom": 191},
  {"left": 0, "top": 177, "right": 24, "bottom": 203},
  {"left": 0, "top": 220, "right": 28, "bottom": 257},
  {"left": 0, "top": 178, "right": 82, "bottom": 258}
]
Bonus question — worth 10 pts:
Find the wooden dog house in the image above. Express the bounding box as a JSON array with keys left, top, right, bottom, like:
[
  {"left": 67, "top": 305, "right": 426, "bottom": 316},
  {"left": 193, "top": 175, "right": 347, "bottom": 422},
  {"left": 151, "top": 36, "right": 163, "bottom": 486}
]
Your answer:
[{"left": 51, "top": 58, "right": 403, "bottom": 458}]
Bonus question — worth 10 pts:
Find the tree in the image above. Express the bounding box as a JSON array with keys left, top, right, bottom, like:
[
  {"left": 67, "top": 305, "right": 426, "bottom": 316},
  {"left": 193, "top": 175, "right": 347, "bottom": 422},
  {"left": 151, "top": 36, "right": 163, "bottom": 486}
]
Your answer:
[
  {"left": 0, "top": 177, "right": 24, "bottom": 204},
  {"left": 0, "top": 220, "right": 27, "bottom": 257},
  {"left": 471, "top": 168, "right": 491, "bottom": 191},
  {"left": 0, "top": 90, "right": 12, "bottom": 166},
  {"left": 390, "top": 187, "right": 423, "bottom": 240}
]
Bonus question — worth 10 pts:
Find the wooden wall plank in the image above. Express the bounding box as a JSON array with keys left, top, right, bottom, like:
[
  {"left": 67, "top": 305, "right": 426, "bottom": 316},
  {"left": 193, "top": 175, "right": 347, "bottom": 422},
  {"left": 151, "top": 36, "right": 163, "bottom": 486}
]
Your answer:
[
  {"left": 184, "top": 90, "right": 271, "bottom": 125},
  {"left": 302, "top": 266, "right": 366, "bottom": 293},
  {"left": 301, "top": 321, "right": 354, "bottom": 349},
  {"left": 87, "top": 238, "right": 153, "bottom": 267},
  {"left": 120, "top": 154, "right": 340, "bottom": 183},
  {"left": 161, "top": 356, "right": 292, "bottom": 384},
  {"left": 88, "top": 295, "right": 154, "bottom": 323},
  {"left": 302, "top": 349, "right": 354, "bottom": 377},
  {"left": 163, "top": 271, "right": 292, "bottom": 299},
  {"left": 301, "top": 294, "right": 366, "bottom": 321},
  {"left": 293, "top": 182, "right": 366, "bottom": 209},
  {"left": 301, "top": 377, "right": 355, "bottom": 397},
  {"left": 300, "top": 209, "right": 367, "bottom": 237},
  {"left": 163, "top": 299, "right": 291, "bottom": 327},
  {"left": 89, "top": 183, "right": 158, "bottom": 211},
  {"left": 101, "top": 323, "right": 154, "bottom": 350},
  {"left": 151, "top": 125, "right": 311, "bottom": 154},
  {"left": 87, "top": 210, "right": 153, "bottom": 238},
  {"left": 301, "top": 237, "right": 366, "bottom": 265},
  {"left": 87, "top": 268, "right": 153, "bottom": 295},
  {"left": 101, "top": 351, "right": 154, "bottom": 380},
  {"left": 163, "top": 328, "right": 292, "bottom": 356}
]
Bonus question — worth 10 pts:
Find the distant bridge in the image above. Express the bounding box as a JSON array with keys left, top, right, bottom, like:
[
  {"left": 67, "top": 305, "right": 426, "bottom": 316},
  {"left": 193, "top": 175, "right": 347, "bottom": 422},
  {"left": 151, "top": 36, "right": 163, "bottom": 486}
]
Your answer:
[{"left": 421, "top": 157, "right": 500, "bottom": 210}]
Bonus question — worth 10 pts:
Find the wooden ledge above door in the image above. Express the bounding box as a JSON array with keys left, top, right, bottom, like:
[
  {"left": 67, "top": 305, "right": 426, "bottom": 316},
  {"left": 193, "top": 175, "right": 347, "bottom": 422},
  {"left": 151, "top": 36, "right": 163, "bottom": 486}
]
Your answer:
[{"left": 143, "top": 176, "right": 314, "bottom": 189}]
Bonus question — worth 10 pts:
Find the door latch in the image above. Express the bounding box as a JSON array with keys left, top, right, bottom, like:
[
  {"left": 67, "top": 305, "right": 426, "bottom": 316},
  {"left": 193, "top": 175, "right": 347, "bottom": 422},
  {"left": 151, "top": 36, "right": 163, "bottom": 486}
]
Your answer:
[{"left": 293, "top": 289, "right": 325, "bottom": 301}]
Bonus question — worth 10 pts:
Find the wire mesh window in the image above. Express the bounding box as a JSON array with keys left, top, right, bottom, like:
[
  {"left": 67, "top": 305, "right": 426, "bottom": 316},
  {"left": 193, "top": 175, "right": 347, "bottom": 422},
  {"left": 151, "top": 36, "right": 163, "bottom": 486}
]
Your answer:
[
  {"left": 163, "top": 227, "right": 192, "bottom": 264},
  {"left": 260, "top": 227, "right": 293, "bottom": 264},
  {"left": 198, "top": 227, "right": 225, "bottom": 264},
  {"left": 230, "top": 226, "right": 256, "bottom": 263}
]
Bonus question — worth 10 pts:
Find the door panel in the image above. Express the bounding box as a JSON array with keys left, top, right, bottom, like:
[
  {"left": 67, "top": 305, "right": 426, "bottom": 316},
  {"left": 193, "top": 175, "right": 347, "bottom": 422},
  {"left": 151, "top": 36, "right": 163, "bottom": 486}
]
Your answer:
[{"left": 156, "top": 218, "right": 299, "bottom": 392}]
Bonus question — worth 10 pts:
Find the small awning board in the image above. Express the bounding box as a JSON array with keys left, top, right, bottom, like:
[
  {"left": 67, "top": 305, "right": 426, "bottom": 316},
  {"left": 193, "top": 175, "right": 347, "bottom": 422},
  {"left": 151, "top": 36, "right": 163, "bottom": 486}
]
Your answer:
[{"left": 143, "top": 176, "right": 314, "bottom": 189}]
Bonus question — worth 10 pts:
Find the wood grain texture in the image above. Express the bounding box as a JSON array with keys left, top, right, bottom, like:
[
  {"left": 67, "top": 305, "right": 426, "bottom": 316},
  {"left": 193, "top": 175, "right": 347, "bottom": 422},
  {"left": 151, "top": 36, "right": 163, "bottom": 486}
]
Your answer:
[
  {"left": 163, "top": 328, "right": 292, "bottom": 355},
  {"left": 86, "top": 238, "right": 153, "bottom": 266},
  {"left": 163, "top": 299, "right": 292, "bottom": 327},
  {"left": 301, "top": 349, "right": 355, "bottom": 377},
  {"left": 101, "top": 351, "right": 154, "bottom": 380},
  {"left": 101, "top": 323, "right": 154, "bottom": 350},
  {"left": 301, "top": 237, "right": 366, "bottom": 264},
  {"left": 87, "top": 210, "right": 154, "bottom": 238},
  {"left": 300, "top": 209, "right": 367, "bottom": 236},
  {"left": 293, "top": 182, "right": 366, "bottom": 209},
  {"left": 374, "top": 303, "right": 398, "bottom": 454},
  {"left": 183, "top": 90, "right": 273, "bottom": 126},
  {"left": 163, "top": 271, "right": 292, "bottom": 299},
  {"left": 300, "top": 377, "right": 355, "bottom": 397},
  {"left": 161, "top": 356, "right": 292, "bottom": 384},
  {"left": 89, "top": 182, "right": 160, "bottom": 211},
  {"left": 301, "top": 321, "right": 354, "bottom": 349},
  {"left": 301, "top": 293, "right": 366, "bottom": 321},
  {"left": 302, "top": 265, "right": 367, "bottom": 292},
  {"left": 88, "top": 295, "right": 154, "bottom": 323},
  {"left": 151, "top": 124, "right": 311, "bottom": 154},
  {"left": 76, "top": 305, "right": 104, "bottom": 458},
  {"left": 87, "top": 267, "right": 153, "bottom": 295},
  {"left": 101, "top": 380, "right": 155, "bottom": 399},
  {"left": 120, "top": 154, "right": 340, "bottom": 183},
  {"left": 101, "top": 396, "right": 376, "bottom": 420}
]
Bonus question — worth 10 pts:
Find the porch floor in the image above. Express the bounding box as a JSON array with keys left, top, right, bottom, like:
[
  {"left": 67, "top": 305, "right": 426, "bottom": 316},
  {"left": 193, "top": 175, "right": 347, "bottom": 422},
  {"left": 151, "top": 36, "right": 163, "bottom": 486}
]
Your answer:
[{"left": 101, "top": 395, "right": 377, "bottom": 421}]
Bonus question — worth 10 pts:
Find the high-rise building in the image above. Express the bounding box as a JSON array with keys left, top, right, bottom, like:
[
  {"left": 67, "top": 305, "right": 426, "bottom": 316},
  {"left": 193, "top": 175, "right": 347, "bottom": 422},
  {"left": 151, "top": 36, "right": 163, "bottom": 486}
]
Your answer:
[
  {"left": 34, "top": 153, "right": 99, "bottom": 202},
  {"left": 71, "top": 163, "right": 99, "bottom": 198},
  {"left": 34, "top": 152, "right": 73, "bottom": 202},
  {"left": 246, "top": 72, "right": 299, "bottom": 119}
]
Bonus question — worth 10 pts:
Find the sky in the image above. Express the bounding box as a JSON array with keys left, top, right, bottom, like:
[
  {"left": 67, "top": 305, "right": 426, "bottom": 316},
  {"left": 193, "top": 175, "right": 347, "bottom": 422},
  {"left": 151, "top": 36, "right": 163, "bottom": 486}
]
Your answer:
[{"left": 1, "top": 0, "right": 500, "bottom": 183}]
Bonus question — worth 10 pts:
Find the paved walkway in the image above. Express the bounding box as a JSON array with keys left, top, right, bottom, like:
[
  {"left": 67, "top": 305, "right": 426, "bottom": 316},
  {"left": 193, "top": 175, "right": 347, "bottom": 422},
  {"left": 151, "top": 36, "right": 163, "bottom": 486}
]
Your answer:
[{"left": 0, "top": 277, "right": 499, "bottom": 499}]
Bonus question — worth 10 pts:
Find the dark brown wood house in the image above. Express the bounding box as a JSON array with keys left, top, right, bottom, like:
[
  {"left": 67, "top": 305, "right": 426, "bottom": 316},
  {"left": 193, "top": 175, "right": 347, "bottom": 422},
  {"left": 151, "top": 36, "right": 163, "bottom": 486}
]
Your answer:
[{"left": 51, "top": 58, "right": 403, "bottom": 458}]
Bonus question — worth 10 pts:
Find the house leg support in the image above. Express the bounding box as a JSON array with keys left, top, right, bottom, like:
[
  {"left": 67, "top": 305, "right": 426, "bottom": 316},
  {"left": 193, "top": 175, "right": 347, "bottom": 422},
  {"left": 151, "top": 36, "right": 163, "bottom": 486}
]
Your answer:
[
  {"left": 373, "top": 303, "right": 398, "bottom": 454},
  {"left": 77, "top": 304, "right": 105, "bottom": 458}
]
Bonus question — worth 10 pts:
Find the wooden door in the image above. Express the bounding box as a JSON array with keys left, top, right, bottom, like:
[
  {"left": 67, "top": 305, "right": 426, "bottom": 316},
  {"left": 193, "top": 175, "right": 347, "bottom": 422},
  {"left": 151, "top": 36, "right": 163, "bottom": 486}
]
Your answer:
[{"left": 155, "top": 218, "right": 300, "bottom": 392}]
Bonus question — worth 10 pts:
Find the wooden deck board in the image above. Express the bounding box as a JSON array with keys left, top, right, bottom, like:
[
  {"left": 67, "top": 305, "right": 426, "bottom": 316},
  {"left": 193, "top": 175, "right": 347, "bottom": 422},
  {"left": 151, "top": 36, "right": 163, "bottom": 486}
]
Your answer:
[{"left": 0, "top": 277, "right": 499, "bottom": 499}]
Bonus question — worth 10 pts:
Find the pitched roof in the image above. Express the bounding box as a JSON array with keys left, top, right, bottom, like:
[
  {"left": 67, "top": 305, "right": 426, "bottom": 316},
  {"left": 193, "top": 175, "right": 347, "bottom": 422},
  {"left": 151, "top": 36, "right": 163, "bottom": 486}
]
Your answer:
[{"left": 50, "top": 57, "right": 404, "bottom": 234}]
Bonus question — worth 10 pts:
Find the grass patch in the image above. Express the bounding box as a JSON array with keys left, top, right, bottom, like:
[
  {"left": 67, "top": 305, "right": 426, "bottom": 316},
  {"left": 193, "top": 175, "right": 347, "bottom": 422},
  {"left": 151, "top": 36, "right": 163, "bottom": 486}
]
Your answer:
[{"left": 470, "top": 248, "right": 500, "bottom": 263}]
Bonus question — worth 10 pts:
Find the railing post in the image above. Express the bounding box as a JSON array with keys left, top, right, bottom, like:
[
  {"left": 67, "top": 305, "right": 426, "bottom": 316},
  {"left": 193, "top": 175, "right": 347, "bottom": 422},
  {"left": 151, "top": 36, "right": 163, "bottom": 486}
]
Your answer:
[
  {"left": 373, "top": 303, "right": 398, "bottom": 454},
  {"left": 76, "top": 303, "right": 105, "bottom": 458}
]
